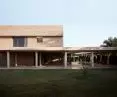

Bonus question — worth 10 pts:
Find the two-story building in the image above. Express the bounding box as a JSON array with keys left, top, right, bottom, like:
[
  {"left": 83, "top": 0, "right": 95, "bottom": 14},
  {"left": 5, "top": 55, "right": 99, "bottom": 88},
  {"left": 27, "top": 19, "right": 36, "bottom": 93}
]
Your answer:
[
  {"left": 0, "top": 25, "right": 117, "bottom": 68},
  {"left": 0, "top": 25, "right": 67, "bottom": 68}
]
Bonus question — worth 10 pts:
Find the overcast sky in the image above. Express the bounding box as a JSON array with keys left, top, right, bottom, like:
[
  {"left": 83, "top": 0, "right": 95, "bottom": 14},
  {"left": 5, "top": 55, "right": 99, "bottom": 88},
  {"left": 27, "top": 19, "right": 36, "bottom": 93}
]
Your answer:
[{"left": 0, "top": 0, "right": 117, "bottom": 47}]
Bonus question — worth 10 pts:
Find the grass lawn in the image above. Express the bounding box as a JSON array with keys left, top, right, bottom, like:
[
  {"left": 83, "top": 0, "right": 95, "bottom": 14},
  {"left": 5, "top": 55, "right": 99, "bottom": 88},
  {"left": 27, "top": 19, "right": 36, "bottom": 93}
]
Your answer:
[{"left": 0, "top": 69, "right": 117, "bottom": 97}]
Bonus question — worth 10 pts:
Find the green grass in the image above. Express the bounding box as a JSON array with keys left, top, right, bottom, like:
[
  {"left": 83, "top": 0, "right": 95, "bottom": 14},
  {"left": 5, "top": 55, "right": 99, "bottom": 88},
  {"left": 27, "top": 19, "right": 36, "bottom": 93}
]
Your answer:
[{"left": 0, "top": 69, "right": 117, "bottom": 97}]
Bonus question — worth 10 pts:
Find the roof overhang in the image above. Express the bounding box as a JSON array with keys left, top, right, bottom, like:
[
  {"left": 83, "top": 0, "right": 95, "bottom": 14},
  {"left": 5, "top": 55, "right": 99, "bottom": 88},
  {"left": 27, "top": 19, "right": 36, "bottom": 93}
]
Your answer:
[
  {"left": 0, "top": 47, "right": 64, "bottom": 52},
  {"left": 0, "top": 47, "right": 117, "bottom": 52},
  {"left": 65, "top": 47, "right": 117, "bottom": 52}
]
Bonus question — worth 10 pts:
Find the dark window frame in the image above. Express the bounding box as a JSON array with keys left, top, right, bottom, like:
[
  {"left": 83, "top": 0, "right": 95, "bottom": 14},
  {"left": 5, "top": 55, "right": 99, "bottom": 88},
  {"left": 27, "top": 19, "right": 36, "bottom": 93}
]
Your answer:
[{"left": 13, "top": 36, "right": 27, "bottom": 47}]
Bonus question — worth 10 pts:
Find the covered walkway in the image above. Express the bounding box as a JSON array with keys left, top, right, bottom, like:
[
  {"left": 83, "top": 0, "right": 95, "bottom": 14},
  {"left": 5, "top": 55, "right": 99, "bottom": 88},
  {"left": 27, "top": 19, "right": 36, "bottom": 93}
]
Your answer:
[{"left": 0, "top": 47, "right": 117, "bottom": 69}]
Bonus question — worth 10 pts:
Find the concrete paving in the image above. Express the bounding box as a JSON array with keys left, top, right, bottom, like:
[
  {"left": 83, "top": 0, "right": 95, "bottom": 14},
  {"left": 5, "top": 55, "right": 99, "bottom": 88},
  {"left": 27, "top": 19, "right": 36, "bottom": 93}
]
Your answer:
[{"left": 0, "top": 64, "right": 117, "bottom": 69}]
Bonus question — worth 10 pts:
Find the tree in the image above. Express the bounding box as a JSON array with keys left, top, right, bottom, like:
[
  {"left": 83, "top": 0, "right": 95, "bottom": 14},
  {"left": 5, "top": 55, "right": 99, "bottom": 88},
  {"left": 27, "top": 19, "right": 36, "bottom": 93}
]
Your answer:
[{"left": 101, "top": 37, "right": 117, "bottom": 47}]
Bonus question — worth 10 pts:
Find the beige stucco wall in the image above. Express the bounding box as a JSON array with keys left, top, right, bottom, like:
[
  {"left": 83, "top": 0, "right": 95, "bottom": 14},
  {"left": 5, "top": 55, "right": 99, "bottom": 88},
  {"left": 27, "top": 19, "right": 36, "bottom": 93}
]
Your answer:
[
  {"left": 28, "top": 36, "right": 63, "bottom": 47},
  {"left": 0, "top": 37, "right": 13, "bottom": 49},
  {"left": 0, "top": 36, "right": 63, "bottom": 49},
  {"left": 0, "top": 25, "right": 63, "bottom": 49},
  {"left": 42, "top": 37, "right": 63, "bottom": 47}
]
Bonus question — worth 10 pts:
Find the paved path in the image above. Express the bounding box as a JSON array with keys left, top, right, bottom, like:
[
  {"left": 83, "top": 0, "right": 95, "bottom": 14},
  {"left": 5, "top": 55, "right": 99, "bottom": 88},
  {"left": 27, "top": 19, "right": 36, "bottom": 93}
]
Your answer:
[{"left": 0, "top": 64, "right": 117, "bottom": 69}]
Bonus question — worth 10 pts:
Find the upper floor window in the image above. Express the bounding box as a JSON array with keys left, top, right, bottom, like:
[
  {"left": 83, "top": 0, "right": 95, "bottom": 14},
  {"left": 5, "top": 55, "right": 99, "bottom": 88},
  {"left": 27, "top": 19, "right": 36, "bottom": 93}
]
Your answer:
[
  {"left": 37, "top": 37, "right": 43, "bottom": 43},
  {"left": 13, "top": 36, "right": 27, "bottom": 47}
]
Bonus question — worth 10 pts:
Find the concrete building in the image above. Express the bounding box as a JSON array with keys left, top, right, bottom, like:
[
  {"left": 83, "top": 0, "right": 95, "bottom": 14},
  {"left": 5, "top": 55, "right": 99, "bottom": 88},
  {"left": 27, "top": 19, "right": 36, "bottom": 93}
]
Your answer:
[
  {"left": 0, "top": 25, "right": 117, "bottom": 68},
  {"left": 0, "top": 25, "right": 65, "bottom": 68}
]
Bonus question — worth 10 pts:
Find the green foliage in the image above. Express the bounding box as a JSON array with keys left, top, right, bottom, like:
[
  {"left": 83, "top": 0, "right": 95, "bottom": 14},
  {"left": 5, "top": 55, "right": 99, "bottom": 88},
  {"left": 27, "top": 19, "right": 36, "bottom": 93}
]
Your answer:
[
  {"left": 81, "top": 64, "right": 88, "bottom": 77},
  {"left": 101, "top": 37, "right": 117, "bottom": 47}
]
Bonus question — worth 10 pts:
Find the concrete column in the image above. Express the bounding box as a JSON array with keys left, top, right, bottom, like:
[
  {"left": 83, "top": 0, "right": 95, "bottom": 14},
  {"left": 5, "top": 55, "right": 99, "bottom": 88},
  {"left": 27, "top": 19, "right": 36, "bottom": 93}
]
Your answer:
[
  {"left": 7, "top": 51, "right": 10, "bottom": 68},
  {"left": 39, "top": 52, "right": 42, "bottom": 66},
  {"left": 64, "top": 52, "right": 67, "bottom": 67},
  {"left": 35, "top": 52, "right": 38, "bottom": 67},
  {"left": 15, "top": 53, "right": 17, "bottom": 67},
  {"left": 91, "top": 52, "right": 94, "bottom": 67}
]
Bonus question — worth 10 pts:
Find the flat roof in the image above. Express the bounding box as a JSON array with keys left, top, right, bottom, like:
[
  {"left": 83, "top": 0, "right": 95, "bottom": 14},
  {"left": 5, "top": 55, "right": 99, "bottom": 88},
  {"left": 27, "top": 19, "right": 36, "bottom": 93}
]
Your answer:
[
  {"left": 0, "top": 25, "right": 63, "bottom": 37},
  {"left": 65, "top": 47, "right": 117, "bottom": 52}
]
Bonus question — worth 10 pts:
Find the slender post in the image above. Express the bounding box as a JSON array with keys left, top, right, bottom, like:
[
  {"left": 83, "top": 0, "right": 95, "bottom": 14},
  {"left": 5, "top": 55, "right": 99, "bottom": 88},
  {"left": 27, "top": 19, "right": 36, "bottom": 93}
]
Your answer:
[
  {"left": 64, "top": 52, "right": 67, "bottom": 67},
  {"left": 7, "top": 51, "right": 10, "bottom": 68},
  {"left": 91, "top": 52, "right": 94, "bottom": 67},
  {"left": 35, "top": 52, "right": 38, "bottom": 67}
]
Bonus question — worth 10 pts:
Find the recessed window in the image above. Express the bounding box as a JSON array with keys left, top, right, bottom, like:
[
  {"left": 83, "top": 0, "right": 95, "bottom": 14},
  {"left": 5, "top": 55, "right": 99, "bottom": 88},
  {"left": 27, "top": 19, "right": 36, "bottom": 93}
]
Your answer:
[
  {"left": 37, "top": 37, "right": 43, "bottom": 43},
  {"left": 13, "top": 36, "right": 27, "bottom": 47}
]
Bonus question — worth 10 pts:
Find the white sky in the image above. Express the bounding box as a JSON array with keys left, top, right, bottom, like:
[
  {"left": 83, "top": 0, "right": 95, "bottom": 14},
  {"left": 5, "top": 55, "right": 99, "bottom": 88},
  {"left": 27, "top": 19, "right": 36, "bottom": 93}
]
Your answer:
[{"left": 0, "top": 0, "right": 117, "bottom": 47}]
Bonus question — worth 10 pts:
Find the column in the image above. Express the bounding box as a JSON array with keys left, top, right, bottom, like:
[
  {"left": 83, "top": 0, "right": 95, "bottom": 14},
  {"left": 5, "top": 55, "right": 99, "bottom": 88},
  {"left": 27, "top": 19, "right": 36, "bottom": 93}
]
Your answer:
[
  {"left": 90, "top": 52, "right": 94, "bottom": 67},
  {"left": 35, "top": 52, "right": 38, "bottom": 67},
  {"left": 39, "top": 52, "right": 42, "bottom": 66},
  {"left": 64, "top": 52, "right": 67, "bottom": 67},
  {"left": 15, "top": 53, "right": 17, "bottom": 67},
  {"left": 7, "top": 51, "right": 10, "bottom": 68}
]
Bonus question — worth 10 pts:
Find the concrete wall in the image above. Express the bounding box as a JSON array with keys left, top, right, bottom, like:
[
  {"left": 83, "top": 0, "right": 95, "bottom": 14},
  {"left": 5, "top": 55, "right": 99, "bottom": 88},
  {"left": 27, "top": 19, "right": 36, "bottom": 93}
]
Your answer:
[
  {"left": 0, "top": 25, "right": 63, "bottom": 49},
  {"left": 28, "top": 36, "right": 63, "bottom": 47},
  {"left": 0, "top": 37, "right": 13, "bottom": 49},
  {"left": 0, "top": 36, "right": 63, "bottom": 49}
]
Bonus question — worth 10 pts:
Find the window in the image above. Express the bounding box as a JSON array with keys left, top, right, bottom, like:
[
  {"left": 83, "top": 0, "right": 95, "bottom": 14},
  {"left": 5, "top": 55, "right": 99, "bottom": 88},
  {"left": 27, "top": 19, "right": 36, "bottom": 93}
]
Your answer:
[
  {"left": 13, "top": 37, "right": 27, "bottom": 47},
  {"left": 37, "top": 37, "right": 43, "bottom": 43}
]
